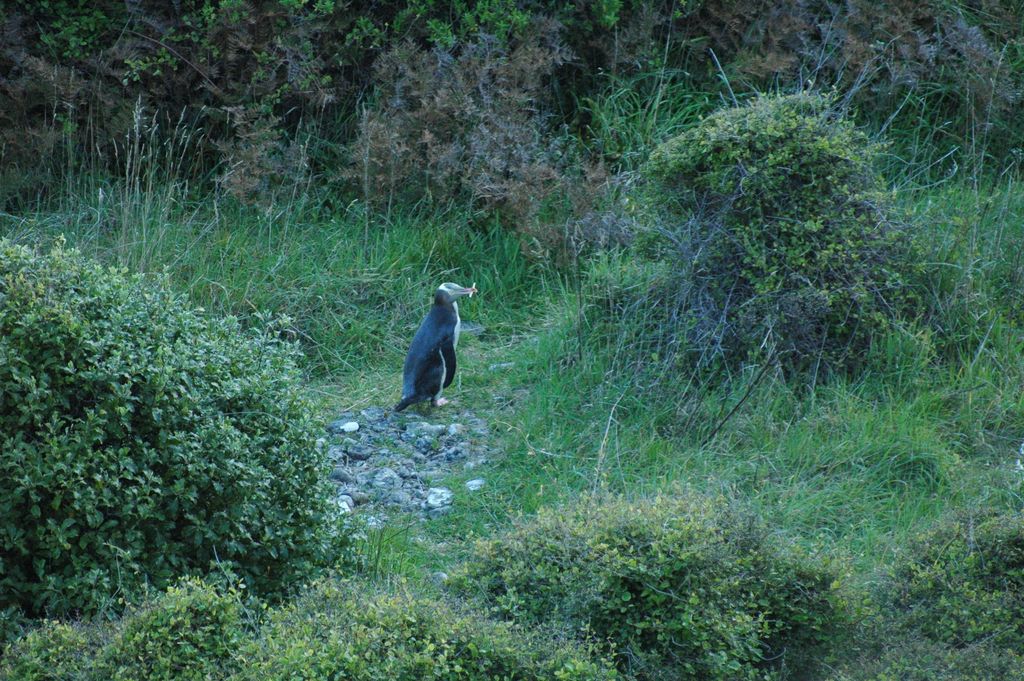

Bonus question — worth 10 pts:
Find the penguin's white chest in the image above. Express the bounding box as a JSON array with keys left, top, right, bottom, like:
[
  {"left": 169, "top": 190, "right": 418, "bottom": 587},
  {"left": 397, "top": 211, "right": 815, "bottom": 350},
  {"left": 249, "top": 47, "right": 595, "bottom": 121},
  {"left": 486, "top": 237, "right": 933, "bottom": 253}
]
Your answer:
[{"left": 453, "top": 301, "right": 461, "bottom": 349}]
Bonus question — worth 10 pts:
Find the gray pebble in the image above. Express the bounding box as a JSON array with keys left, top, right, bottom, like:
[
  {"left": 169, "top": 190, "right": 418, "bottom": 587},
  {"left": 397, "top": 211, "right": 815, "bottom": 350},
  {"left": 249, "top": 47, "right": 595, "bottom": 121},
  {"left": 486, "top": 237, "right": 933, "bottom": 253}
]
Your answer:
[
  {"left": 372, "top": 467, "right": 402, "bottom": 489},
  {"left": 426, "top": 487, "right": 454, "bottom": 509},
  {"left": 330, "top": 467, "right": 354, "bottom": 484},
  {"left": 407, "top": 422, "right": 446, "bottom": 437},
  {"left": 360, "top": 407, "right": 385, "bottom": 422}
]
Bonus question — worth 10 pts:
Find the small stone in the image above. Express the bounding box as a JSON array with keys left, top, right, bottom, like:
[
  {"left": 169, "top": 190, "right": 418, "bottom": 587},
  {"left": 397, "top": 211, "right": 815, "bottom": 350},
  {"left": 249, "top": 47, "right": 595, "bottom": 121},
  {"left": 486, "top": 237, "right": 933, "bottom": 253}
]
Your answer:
[
  {"left": 388, "top": 489, "right": 413, "bottom": 506},
  {"left": 372, "top": 467, "right": 402, "bottom": 489},
  {"left": 315, "top": 437, "right": 327, "bottom": 451},
  {"left": 335, "top": 496, "right": 353, "bottom": 514},
  {"left": 350, "top": 491, "right": 370, "bottom": 505},
  {"left": 443, "top": 444, "right": 467, "bottom": 461},
  {"left": 360, "top": 406, "right": 386, "bottom": 422},
  {"left": 407, "top": 422, "right": 446, "bottom": 437},
  {"left": 340, "top": 421, "right": 359, "bottom": 433},
  {"left": 465, "top": 478, "right": 485, "bottom": 491},
  {"left": 427, "top": 506, "right": 452, "bottom": 519},
  {"left": 426, "top": 487, "right": 454, "bottom": 509},
  {"left": 447, "top": 423, "right": 465, "bottom": 436},
  {"left": 342, "top": 437, "right": 359, "bottom": 447},
  {"left": 325, "top": 415, "right": 355, "bottom": 434},
  {"left": 327, "top": 445, "right": 346, "bottom": 461},
  {"left": 488, "top": 362, "right": 514, "bottom": 372},
  {"left": 329, "top": 467, "right": 354, "bottom": 484},
  {"left": 347, "top": 445, "right": 372, "bottom": 462},
  {"left": 430, "top": 571, "right": 449, "bottom": 585}
]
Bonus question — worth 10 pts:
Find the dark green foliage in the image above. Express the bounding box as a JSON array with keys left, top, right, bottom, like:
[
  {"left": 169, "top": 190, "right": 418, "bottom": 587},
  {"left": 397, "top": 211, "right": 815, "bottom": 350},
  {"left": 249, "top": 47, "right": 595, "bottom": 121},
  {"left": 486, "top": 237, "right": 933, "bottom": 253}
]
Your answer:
[
  {"left": 647, "top": 92, "right": 914, "bottom": 373},
  {"left": 827, "top": 510, "right": 1024, "bottom": 681},
  {"left": 839, "top": 639, "right": 1024, "bottom": 681},
  {"left": 3, "top": 0, "right": 1021, "bottom": 208},
  {"left": 92, "top": 578, "right": 245, "bottom": 681},
  {"left": 0, "top": 620, "right": 92, "bottom": 681},
  {"left": 0, "top": 239, "right": 344, "bottom": 639},
  {"left": 1, "top": 578, "right": 245, "bottom": 681},
  {"left": 1, "top": 579, "right": 617, "bottom": 680},
  {"left": 892, "top": 510, "right": 1024, "bottom": 650},
  {"left": 454, "top": 493, "right": 843, "bottom": 681},
  {"left": 235, "top": 580, "right": 618, "bottom": 681}
]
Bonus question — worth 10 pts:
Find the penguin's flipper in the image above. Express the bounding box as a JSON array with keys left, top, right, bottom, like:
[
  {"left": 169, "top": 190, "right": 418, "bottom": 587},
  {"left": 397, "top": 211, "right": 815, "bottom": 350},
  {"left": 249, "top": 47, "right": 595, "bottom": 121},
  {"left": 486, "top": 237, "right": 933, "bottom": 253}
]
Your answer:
[{"left": 441, "top": 335, "right": 457, "bottom": 388}]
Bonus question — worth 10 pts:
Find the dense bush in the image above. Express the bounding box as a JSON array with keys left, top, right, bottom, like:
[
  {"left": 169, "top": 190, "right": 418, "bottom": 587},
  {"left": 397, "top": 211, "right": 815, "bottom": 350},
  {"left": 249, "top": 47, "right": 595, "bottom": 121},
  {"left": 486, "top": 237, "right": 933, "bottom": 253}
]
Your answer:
[
  {"left": 92, "top": 578, "right": 246, "bottom": 681},
  {"left": 891, "top": 510, "right": 1024, "bottom": 651},
  {"left": 0, "top": 620, "right": 92, "bottom": 681},
  {"left": 835, "top": 638, "right": 1024, "bottom": 681},
  {"left": 351, "top": 27, "right": 571, "bottom": 224},
  {"left": 825, "top": 510, "right": 1024, "bottom": 681},
  {"left": 0, "top": 239, "right": 344, "bottom": 639},
  {"left": 646, "top": 92, "right": 914, "bottom": 374},
  {"left": 454, "top": 492, "right": 843, "bottom": 681},
  {"left": 1, "top": 578, "right": 245, "bottom": 681},
  {"left": 1, "top": 579, "right": 616, "bottom": 681},
  {"left": 235, "top": 579, "right": 617, "bottom": 681},
  {"left": 3, "top": 0, "right": 1019, "bottom": 207}
]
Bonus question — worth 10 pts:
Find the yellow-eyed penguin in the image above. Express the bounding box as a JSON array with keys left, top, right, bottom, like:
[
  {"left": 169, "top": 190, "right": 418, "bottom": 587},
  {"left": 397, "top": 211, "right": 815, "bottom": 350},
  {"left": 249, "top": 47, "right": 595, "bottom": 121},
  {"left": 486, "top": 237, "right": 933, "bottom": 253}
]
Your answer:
[{"left": 394, "top": 282, "right": 477, "bottom": 412}]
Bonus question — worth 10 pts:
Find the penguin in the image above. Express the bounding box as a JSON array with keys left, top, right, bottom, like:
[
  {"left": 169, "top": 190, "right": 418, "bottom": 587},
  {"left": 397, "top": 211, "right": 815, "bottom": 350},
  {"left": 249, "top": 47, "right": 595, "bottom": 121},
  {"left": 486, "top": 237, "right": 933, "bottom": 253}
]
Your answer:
[{"left": 394, "top": 282, "right": 477, "bottom": 412}]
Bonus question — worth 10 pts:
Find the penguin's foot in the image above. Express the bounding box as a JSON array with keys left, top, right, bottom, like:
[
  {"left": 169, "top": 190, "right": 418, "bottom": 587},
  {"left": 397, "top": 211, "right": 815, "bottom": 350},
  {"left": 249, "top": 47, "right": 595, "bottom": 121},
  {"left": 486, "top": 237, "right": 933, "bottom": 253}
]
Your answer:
[{"left": 433, "top": 397, "right": 450, "bottom": 407}]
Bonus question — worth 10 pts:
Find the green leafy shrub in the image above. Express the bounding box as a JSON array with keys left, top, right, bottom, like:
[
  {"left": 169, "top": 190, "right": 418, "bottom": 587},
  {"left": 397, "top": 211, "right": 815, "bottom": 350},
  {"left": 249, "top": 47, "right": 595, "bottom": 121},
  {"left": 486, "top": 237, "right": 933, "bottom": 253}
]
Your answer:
[
  {"left": 0, "top": 620, "right": 93, "bottom": 681},
  {"left": 92, "top": 578, "right": 246, "bottom": 681},
  {"left": 833, "top": 638, "right": 1024, "bottom": 681},
  {"left": 1, "top": 578, "right": 245, "bottom": 681},
  {"left": 453, "top": 492, "right": 844, "bottom": 681},
  {"left": 234, "top": 579, "right": 618, "bottom": 681},
  {"left": 646, "top": 92, "right": 914, "bottom": 374},
  {"left": 891, "top": 510, "right": 1024, "bottom": 650},
  {"left": 0, "top": 239, "right": 344, "bottom": 639}
]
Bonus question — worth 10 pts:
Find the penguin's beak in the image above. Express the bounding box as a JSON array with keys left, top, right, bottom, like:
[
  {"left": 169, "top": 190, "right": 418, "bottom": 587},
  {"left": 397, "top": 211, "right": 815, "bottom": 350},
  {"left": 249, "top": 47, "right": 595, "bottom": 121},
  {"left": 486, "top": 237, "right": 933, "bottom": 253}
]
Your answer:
[{"left": 467, "top": 283, "right": 477, "bottom": 297}]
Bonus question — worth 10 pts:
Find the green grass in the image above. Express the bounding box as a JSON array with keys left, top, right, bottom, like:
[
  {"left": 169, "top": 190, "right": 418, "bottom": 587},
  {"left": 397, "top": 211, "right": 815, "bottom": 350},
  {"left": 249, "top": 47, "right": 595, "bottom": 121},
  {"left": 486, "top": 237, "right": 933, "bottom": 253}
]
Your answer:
[
  {"left": 9, "top": 173, "right": 1020, "bottom": 576},
  {"left": 5, "top": 168, "right": 1022, "bottom": 578},
  {"left": 4, "top": 93, "right": 1024, "bottom": 678},
  {"left": 0, "top": 186, "right": 551, "bottom": 378},
  {"left": 404, "top": 179, "right": 1024, "bottom": 578}
]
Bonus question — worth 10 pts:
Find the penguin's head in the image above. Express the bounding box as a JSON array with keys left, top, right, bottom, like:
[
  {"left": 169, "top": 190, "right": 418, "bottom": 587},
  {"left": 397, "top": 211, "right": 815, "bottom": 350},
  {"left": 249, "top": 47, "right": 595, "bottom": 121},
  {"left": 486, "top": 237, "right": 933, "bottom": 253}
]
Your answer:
[{"left": 437, "top": 282, "right": 477, "bottom": 300}]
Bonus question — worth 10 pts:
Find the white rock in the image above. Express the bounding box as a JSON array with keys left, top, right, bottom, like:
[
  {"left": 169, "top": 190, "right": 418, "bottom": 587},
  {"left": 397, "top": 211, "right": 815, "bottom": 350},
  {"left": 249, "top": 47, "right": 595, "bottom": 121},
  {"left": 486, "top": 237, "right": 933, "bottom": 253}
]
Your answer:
[
  {"left": 425, "top": 487, "right": 454, "bottom": 509},
  {"left": 341, "top": 421, "right": 360, "bottom": 433},
  {"left": 465, "top": 478, "right": 485, "bottom": 491},
  {"left": 447, "top": 423, "right": 465, "bottom": 436}
]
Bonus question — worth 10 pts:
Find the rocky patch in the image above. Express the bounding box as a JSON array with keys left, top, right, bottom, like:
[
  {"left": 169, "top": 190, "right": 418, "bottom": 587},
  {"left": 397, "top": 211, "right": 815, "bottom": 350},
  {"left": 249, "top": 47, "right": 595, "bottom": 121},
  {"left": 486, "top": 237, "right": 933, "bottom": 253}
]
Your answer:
[{"left": 321, "top": 406, "right": 491, "bottom": 520}]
